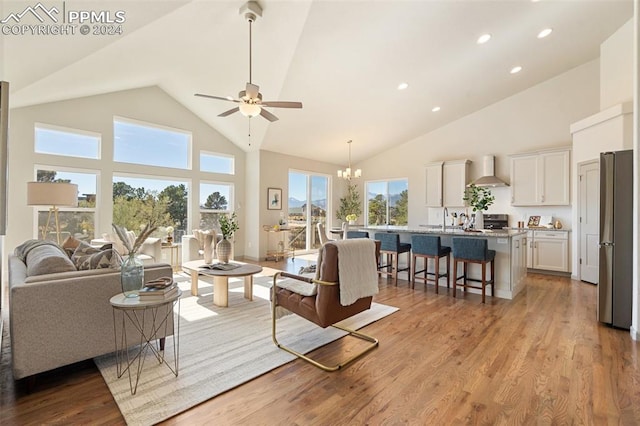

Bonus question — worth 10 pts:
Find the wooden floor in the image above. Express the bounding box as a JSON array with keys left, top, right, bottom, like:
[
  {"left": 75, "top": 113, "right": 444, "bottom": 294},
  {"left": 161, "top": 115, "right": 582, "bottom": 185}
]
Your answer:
[{"left": 2, "top": 259, "right": 640, "bottom": 425}]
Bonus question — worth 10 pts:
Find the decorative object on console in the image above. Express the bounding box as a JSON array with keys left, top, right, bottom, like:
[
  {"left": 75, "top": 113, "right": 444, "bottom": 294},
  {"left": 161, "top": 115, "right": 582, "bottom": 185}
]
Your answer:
[
  {"left": 27, "top": 181, "right": 78, "bottom": 245},
  {"left": 463, "top": 184, "right": 495, "bottom": 230},
  {"left": 166, "top": 226, "right": 174, "bottom": 244},
  {"left": 217, "top": 212, "right": 239, "bottom": 264},
  {"left": 203, "top": 233, "right": 215, "bottom": 264}
]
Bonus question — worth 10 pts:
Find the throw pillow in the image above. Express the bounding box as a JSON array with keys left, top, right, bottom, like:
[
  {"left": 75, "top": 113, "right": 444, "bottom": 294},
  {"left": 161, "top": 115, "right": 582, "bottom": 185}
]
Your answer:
[
  {"left": 74, "top": 248, "right": 123, "bottom": 270},
  {"left": 61, "top": 235, "right": 82, "bottom": 257},
  {"left": 103, "top": 233, "right": 127, "bottom": 255},
  {"left": 24, "top": 243, "right": 77, "bottom": 276},
  {"left": 72, "top": 241, "right": 123, "bottom": 270}
]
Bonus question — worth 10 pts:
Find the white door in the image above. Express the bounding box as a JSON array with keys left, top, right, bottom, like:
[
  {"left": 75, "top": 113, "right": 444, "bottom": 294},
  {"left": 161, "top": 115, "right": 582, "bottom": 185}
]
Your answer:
[{"left": 579, "top": 160, "right": 599, "bottom": 283}]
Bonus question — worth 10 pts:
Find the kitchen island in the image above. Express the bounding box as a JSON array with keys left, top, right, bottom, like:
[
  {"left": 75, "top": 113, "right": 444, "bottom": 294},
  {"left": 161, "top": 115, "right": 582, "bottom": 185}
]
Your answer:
[{"left": 359, "top": 225, "right": 528, "bottom": 300}]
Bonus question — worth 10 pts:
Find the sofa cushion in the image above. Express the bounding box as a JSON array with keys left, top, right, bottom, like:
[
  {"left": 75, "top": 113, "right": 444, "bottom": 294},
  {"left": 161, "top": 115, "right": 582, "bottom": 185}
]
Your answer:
[
  {"left": 72, "top": 241, "right": 123, "bottom": 270},
  {"left": 61, "top": 235, "right": 82, "bottom": 257},
  {"left": 15, "top": 240, "right": 77, "bottom": 276}
]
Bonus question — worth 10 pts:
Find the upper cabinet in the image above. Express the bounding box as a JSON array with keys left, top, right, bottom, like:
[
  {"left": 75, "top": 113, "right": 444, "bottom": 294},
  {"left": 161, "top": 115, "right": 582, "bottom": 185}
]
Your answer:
[
  {"left": 510, "top": 148, "right": 570, "bottom": 206},
  {"left": 425, "top": 160, "right": 470, "bottom": 207}
]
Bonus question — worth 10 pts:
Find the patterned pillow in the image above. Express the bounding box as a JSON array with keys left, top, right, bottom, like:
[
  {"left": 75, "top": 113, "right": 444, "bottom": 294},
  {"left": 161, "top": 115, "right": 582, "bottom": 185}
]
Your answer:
[
  {"left": 72, "top": 241, "right": 123, "bottom": 270},
  {"left": 61, "top": 235, "right": 82, "bottom": 257}
]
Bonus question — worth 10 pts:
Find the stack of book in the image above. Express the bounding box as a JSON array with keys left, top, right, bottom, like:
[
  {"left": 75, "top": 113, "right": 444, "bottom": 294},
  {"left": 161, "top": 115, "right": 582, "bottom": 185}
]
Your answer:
[{"left": 139, "top": 277, "right": 178, "bottom": 301}]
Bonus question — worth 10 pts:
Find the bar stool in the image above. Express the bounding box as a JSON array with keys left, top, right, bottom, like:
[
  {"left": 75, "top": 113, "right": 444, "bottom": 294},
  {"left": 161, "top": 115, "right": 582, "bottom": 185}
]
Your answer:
[
  {"left": 346, "top": 231, "right": 369, "bottom": 239},
  {"left": 452, "top": 238, "right": 495, "bottom": 303},
  {"left": 375, "top": 233, "right": 411, "bottom": 286},
  {"left": 410, "top": 235, "right": 451, "bottom": 293}
]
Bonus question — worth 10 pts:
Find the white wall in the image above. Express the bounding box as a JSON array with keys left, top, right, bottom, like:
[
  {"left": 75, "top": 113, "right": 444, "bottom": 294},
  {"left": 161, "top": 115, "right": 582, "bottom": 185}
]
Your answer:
[
  {"left": 246, "top": 150, "right": 345, "bottom": 261},
  {"left": 7, "top": 86, "right": 246, "bottom": 257},
  {"left": 601, "top": 19, "right": 634, "bottom": 110},
  {"left": 244, "top": 150, "right": 261, "bottom": 260},
  {"left": 358, "top": 60, "right": 601, "bottom": 260}
]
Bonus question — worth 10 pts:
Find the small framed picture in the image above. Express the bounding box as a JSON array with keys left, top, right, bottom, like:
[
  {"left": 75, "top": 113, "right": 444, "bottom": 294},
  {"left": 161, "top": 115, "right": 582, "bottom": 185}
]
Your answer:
[
  {"left": 527, "top": 215, "right": 540, "bottom": 227},
  {"left": 267, "top": 188, "right": 282, "bottom": 210}
]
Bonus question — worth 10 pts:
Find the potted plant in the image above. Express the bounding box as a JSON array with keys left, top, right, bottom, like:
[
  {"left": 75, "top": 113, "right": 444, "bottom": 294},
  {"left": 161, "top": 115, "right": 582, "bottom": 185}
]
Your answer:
[
  {"left": 336, "top": 183, "right": 362, "bottom": 223},
  {"left": 463, "top": 184, "right": 495, "bottom": 229},
  {"left": 217, "top": 212, "right": 239, "bottom": 263},
  {"left": 346, "top": 213, "right": 358, "bottom": 225}
]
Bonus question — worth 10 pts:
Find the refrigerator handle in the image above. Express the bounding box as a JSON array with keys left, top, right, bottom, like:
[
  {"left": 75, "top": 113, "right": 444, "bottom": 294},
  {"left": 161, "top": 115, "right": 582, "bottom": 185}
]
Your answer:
[{"left": 599, "top": 242, "right": 614, "bottom": 247}]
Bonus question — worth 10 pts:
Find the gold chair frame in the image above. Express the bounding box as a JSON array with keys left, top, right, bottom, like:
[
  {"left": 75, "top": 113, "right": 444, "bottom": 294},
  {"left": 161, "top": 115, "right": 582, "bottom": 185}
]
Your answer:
[{"left": 271, "top": 271, "right": 379, "bottom": 372}]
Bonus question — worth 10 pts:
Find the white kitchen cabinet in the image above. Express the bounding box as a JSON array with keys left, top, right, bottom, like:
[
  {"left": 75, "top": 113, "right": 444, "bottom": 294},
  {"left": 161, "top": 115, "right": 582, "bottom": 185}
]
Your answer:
[
  {"left": 526, "top": 231, "right": 534, "bottom": 268},
  {"left": 510, "top": 148, "right": 570, "bottom": 206},
  {"left": 531, "top": 230, "right": 569, "bottom": 272},
  {"left": 511, "top": 233, "right": 527, "bottom": 293},
  {"left": 425, "top": 160, "right": 469, "bottom": 207},
  {"left": 442, "top": 160, "right": 470, "bottom": 207},
  {"left": 425, "top": 162, "right": 443, "bottom": 207}
]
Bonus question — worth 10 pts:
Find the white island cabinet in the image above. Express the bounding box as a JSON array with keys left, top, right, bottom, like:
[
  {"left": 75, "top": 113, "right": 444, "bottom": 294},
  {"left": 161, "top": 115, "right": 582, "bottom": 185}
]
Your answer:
[{"left": 363, "top": 226, "right": 527, "bottom": 300}]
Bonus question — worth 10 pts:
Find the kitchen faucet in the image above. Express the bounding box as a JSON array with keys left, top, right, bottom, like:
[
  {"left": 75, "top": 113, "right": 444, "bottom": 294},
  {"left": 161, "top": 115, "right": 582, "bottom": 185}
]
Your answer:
[{"left": 443, "top": 207, "right": 448, "bottom": 231}]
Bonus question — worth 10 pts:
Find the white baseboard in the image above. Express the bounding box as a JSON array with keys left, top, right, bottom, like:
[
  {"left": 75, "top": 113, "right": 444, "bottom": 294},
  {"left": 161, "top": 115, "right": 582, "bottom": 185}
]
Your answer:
[{"left": 631, "top": 326, "right": 639, "bottom": 341}]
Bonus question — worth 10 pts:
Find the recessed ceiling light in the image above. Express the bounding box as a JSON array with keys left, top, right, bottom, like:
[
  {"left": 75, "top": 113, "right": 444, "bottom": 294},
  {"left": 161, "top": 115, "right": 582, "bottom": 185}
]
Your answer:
[
  {"left": 432, "top": 106, "right": 441, "bottom": 112},
  {"left": 477, "top": 34, "right": 491, "bottom": 44},
  {"left": 510, "top": 66, "right": 522, "bottom": 74},
  {"left": 397, "top": 82, "right": 409, "bottom": 90},
  {"left": 537, "top": 28, "right": 552, "bottom": 38}
]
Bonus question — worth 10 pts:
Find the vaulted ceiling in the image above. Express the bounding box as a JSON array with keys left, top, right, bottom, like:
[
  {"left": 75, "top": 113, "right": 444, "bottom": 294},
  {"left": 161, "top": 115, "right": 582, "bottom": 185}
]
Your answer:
[{"left": 2, "top": 0, "right": 634, "bottom": 165}]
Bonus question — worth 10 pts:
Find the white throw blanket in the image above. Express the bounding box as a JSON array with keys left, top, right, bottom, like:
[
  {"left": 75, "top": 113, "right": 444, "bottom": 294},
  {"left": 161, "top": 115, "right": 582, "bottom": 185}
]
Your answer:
[{"left": 335, "top": 239, "right": 379, "bottom": 306}]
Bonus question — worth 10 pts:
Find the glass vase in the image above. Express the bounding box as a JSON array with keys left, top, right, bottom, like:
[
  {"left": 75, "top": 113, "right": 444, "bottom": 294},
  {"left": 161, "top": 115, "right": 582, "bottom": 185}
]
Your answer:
[{"left": 121, "top": 253, "right": 144, "bottom": 298}]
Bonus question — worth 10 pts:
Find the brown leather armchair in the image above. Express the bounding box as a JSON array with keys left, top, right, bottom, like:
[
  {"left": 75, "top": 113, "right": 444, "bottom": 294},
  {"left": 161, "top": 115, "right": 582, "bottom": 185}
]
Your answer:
[{"left": 271, "top": 240, "right": 381, "bottom": 371}]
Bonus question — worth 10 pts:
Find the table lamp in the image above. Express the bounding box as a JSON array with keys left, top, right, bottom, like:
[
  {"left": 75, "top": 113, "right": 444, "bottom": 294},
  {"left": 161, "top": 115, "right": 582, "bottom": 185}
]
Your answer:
[{"left": 27, "top": 182, "right": 78, "bottom": 245}]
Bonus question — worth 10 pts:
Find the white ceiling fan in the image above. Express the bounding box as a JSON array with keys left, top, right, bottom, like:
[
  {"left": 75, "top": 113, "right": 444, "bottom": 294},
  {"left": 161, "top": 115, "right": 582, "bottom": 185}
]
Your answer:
[{"left": 195, "top": 1, "right": 302, "bottom": 122}]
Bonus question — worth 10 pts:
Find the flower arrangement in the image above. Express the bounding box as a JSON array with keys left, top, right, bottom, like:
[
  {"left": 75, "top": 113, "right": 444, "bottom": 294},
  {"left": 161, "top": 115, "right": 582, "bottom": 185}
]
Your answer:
[
  {"left": 463, "top": 184, "right": 495, "bottom": 212},
  {"left": 113, "top": 222, "right": 158, "bottom": 255},
  {"left": 219, "top": 212, "right": 239, "bottom": 240},
  {"left": 346, "top": 214, "right": 358, "bottom": 222}
]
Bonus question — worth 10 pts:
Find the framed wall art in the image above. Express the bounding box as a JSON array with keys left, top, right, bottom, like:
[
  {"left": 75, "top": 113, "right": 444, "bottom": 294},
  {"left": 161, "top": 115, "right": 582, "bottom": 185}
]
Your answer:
[{"left": 267, "top": 187, "right": 282, "bottom": 210}]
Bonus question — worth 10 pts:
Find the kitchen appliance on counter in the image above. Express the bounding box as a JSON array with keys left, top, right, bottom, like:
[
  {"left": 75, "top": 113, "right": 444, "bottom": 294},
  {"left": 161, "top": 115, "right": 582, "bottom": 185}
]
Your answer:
[
  {"left": 598, "top": 150, "right": 632, "bottom": 329},
  {"left": 482, "top": 214, "right": 509, "bottom": 230}
]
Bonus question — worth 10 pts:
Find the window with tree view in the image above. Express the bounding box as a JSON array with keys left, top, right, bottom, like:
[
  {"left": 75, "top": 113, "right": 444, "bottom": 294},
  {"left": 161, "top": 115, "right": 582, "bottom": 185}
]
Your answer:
[
  {"left": 366, "top": 179, "right": 408, "bottom": 226},
  {"left": 35, "top": 168, "right": 97, "bottom": 241},
  {"left": 112, "top": 176, "right": 189, "bottom": 239},
  {"left": 199, "top": 182, "right": 233, "bottom": 231}
]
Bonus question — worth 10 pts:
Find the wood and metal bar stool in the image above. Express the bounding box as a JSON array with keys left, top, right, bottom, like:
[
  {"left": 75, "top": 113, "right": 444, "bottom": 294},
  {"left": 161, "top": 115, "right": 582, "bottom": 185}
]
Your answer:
[
  {"left": 452, "top": 238, "right": 496, "bottom": 303},
  {"left": 375, "top": 233, "right": 411, "bottom": 286},
  {"left": 410, "top": 235, "right": 451, "bottom": 293}
]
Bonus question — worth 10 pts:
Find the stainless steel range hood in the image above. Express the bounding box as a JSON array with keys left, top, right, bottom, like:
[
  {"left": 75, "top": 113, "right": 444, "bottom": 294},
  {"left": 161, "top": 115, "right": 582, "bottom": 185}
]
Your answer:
[{"left": 468, "top": 155, "right": 509, "bottom": 187}]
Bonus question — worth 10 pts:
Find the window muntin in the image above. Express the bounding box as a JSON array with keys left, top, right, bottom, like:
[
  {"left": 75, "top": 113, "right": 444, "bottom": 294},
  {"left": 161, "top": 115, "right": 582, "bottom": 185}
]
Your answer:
[
  {"left": 114, "top": 118, "right": 191, "bottom": 170},
  {"left": 35, "top": 124, "right": 100, "bottom": 159},
  {"left": 200, "top": 151, "right": 234, "bottom": 175}
]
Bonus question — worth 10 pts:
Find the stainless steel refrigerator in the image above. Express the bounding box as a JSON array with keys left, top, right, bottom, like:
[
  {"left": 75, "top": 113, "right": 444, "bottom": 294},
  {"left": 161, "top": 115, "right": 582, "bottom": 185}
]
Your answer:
[{"left": 598, "top": 150, "right": 633, "bottom": 329}]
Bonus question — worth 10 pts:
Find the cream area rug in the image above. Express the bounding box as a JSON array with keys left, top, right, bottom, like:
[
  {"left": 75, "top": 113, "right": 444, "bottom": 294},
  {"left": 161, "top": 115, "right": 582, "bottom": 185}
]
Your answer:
[{"left": 94, "top": 273, "right": 398, "bottom": 425}]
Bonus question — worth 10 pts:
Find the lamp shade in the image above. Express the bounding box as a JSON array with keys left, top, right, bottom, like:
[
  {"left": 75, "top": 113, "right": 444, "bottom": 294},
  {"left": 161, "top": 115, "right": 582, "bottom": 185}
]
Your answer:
[
  {"left": 27, "top": 182, "right": 78, "bottom": 207},
  {"left": 239, "top": 103, "right": 261, "bottom": 118}
]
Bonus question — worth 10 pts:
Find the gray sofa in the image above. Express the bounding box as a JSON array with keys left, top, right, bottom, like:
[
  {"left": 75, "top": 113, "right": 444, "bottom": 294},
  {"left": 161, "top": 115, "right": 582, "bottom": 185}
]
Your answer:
[{"left": 9, "top": 249, "right": 173, "bottom": 380}]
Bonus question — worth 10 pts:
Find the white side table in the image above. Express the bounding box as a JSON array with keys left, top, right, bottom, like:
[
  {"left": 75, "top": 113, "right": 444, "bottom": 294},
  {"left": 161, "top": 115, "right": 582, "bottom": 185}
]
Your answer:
[{"left": 110, "top": 290, "right": 181, "bottom": 394}]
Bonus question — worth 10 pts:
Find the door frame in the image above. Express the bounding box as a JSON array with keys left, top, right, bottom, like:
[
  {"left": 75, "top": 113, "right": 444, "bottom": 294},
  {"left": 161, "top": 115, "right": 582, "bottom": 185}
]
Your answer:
[{"left": 577, "top": 159, "right": 599, "bottom": 283}]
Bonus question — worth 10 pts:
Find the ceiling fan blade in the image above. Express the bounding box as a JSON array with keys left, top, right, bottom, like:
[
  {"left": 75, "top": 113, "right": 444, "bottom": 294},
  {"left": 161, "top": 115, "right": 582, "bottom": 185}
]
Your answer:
[
  {"left": 195, "top": 93, "right": 240, "bottom": 103},
  {"left": 218, "top": 107, "right": 240, "bottom": 117},
  {"left": 261, "top": 101, "right": 303, "bottom": 109},
  {"left": 246, "top": 83, "right": 260, "bottom": 98},
  {"left": 260, "top": 108, "right": 279, "bottom": 122}
]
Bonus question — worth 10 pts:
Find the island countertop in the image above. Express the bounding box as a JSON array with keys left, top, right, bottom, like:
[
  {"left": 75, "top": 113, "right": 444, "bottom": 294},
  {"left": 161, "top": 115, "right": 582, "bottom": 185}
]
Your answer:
[{"left": 360, "top": 225, "right": 527, "bottom": 239}]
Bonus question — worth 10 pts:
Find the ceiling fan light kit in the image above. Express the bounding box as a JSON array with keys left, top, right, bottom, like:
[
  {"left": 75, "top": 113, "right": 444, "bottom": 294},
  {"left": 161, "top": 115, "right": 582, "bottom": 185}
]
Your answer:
[{"left": 194, "top": 1, "right": 302, "bottom": 122}]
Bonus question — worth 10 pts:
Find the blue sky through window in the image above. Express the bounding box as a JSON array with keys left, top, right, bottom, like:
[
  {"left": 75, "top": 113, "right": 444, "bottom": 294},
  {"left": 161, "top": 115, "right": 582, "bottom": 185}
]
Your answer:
[
  {"left": 37, "top": 169, "right": 96, "bottom": 197},
  {"left": 114, "top": 119, "right": 190, "bottom": 169},
  {"left": 201, "top": 152, "right": 234, "bottom": 174},
  {"left": 35, "top": 126, "right": 100, "bottom": 159},
  {"left": 113, "top": 175, "right": 188, "bottom": 196}
]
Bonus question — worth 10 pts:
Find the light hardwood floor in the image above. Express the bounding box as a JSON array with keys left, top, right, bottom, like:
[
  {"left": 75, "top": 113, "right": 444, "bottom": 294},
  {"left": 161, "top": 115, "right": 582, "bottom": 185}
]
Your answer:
[{"left": 1, "top": 259, "right": 639, "bottom": 425}]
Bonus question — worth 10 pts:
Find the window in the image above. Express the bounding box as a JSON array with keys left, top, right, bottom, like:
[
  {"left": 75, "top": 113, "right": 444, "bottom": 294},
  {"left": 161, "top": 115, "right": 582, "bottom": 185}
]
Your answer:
[
  {"left": 366, "top": 179, "right": 408, "bottom": 226},
  {"left": 113, "top": 175, "right": 189, "bottom": 238},
  {"left": 35, "top": 124, "right": 100, "bottom": 159},
  {"left": 34, "top": 167, "right": 98, "bottom": 241},
  {"left": 200, "top": 151, "right": 234, "bottom": 175},
  {"left": 114, "top": 117, "right": 191, "bottom": 170},
  {"left": 288, "top": 171, "right": 329, "bottom": 252},
  {"left": 199, "top": 182, "right": 234, "bottom": 230}
]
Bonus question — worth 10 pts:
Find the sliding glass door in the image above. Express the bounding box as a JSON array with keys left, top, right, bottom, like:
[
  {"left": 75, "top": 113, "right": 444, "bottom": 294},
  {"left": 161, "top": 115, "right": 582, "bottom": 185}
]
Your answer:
[{"left": 288, "top": 171, "right": 329, "bottom": 252}]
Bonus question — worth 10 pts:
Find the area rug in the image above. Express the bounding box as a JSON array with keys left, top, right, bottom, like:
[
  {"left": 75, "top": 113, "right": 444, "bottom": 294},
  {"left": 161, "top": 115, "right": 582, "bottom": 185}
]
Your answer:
[{"left": 94, "top": 273, "right": 398, "bottom": 425}]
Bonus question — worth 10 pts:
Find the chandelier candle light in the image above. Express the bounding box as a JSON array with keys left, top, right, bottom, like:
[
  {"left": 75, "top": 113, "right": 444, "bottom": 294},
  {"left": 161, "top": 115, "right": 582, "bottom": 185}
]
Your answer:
[{"left": 337, "top": 140, "right": 362, "bottom": 180}]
